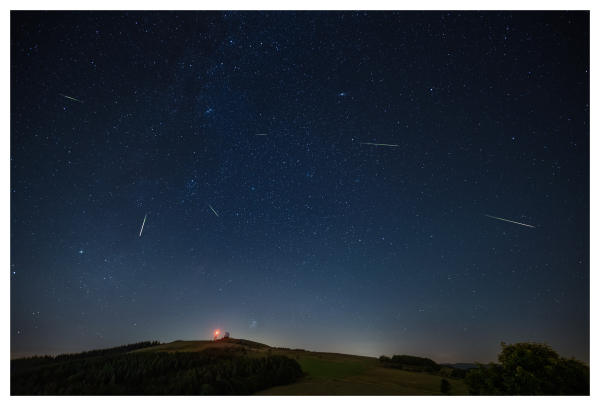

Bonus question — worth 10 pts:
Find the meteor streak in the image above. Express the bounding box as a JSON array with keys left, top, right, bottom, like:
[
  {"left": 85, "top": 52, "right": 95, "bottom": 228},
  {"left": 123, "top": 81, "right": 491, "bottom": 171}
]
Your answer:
[
  {"left": 485, "top": 214, "right": 535, "bottom": 228},
  {"left": 60, "top": 94, "right": 84, "bottom": 103},
  {"left": 209, "top": 205, "right": 219, "bottom": 217},
  {"left": 139, "top": 213, "right": 147, "bottom": 236},
  {"left": 360, "top": 142, "right": 399, "bottom": 147}
]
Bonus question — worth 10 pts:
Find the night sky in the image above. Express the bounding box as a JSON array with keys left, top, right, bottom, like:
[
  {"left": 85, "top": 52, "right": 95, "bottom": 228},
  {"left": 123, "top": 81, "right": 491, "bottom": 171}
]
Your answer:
[{"left": 10, "top": 10, "right": 590, "bottom": 365}]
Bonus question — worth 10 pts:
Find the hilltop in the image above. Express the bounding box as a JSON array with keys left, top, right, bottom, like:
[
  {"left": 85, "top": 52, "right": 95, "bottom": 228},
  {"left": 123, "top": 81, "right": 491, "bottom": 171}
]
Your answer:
[{"left": 133, "top": 337, "right": 270, "bottom": 354}]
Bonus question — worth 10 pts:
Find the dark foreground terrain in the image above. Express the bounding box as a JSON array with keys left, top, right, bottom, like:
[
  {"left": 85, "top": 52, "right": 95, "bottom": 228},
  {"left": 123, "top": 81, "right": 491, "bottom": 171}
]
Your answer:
[
  {"left": 11, "top": 340, "right": 302, "bottom": 395},
  {"left": 14, "top": 339, "right": 586, "bottom": 395},
  {"left": 11, "top": 338, "right": 468, "bottom": 396}
]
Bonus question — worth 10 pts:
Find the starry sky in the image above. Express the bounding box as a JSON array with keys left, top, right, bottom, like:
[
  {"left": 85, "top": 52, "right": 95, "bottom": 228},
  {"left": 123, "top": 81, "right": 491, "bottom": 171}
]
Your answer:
[{"left": 10, "top": 10, "right": 590, "bottom": 365}]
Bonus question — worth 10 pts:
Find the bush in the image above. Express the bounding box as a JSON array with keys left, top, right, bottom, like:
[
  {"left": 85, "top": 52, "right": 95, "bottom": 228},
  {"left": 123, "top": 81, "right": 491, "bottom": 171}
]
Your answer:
[
  {"left": 464, "top": 341, "right": 589, "bottom": 395},
  {"left": 440, "top": 378, "right": 451, "bottom": 395}
]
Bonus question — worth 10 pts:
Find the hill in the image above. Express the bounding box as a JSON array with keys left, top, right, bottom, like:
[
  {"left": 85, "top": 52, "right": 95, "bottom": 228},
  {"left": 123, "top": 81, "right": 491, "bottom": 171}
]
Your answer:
[
  {"left": 11, "top": 340, "right": 301, "bottom": 395},
  {"left": 137, "top": 338, "right": 469, "bottom": 395},
  {"left": 12, "top": 338, "right": 470, "bottom": 395}
]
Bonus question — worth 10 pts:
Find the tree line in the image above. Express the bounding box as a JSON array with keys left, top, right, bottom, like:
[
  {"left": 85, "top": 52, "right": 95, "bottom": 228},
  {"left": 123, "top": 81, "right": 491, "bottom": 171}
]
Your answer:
[
  {"left": 379, "top": 354, "right": 440, "bottom": 371},
  {"left": 11, "top": 346, "right": 303, "bottom": 395},
  {"left": 11, "top": 341, "right": 162, "bottom": 372}
]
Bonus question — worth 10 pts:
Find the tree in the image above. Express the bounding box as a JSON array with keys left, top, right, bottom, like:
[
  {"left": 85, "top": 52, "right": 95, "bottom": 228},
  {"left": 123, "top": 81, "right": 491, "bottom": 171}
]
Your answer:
[
  {"left": 440, "top": 378, "right": 451, "bottom": 395},
  {"left": 464, "top": 341, "right": 589, "bottom": 395}
]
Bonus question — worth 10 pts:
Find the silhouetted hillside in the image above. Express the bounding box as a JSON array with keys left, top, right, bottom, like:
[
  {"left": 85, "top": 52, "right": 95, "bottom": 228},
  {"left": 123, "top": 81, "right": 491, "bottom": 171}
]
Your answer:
[{"left": 11, "top": 344, "right": 302, "bottom": 395}]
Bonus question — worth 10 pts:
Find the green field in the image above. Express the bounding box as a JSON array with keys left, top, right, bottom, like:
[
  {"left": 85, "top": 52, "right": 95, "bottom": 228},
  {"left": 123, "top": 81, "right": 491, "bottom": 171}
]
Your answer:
[
  {"left": 134, "top": 339, "right": 469, "bottom": 396},
  {"left": 256, "top": 353, "right": 469, "bottom": 396}
]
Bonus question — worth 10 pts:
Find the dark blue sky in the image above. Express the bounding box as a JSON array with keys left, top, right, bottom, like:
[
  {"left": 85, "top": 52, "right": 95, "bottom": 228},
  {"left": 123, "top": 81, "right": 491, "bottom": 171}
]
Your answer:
[{"left": 10, "top": 10, "right": 590, "bottom": 365}]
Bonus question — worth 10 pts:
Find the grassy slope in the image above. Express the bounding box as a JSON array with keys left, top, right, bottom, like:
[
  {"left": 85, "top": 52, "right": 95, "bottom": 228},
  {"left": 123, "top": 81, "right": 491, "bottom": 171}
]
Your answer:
[{"left": 132, "top": 339, "right": 469, "bottom": 396}]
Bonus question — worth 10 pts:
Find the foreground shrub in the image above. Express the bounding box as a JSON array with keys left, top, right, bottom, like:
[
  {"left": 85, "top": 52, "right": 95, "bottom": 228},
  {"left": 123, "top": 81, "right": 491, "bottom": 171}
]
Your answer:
[
  {"left": 440, "top": 378, "right": 451, "bottom": 394},
  {"left": 464, "top": 341, "right": 589, "bottom": 396}
]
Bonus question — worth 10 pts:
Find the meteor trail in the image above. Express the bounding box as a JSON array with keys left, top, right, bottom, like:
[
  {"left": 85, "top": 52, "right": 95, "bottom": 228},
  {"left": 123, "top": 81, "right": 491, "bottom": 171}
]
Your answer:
[
  {"left": 139, "top": 213, "right": 147, "bottom": 236},
  {"left": 360, "top": 142, "right": 399, "bottom": 147},
  {"left": 209, "top": 205, "right": 219, "bottom": 217},
  {"left": 485, "top": 214, "right": 535, "bottom": 228},
  {"left": 60, "top": 94, "right": 84, "bottom": 103}
]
